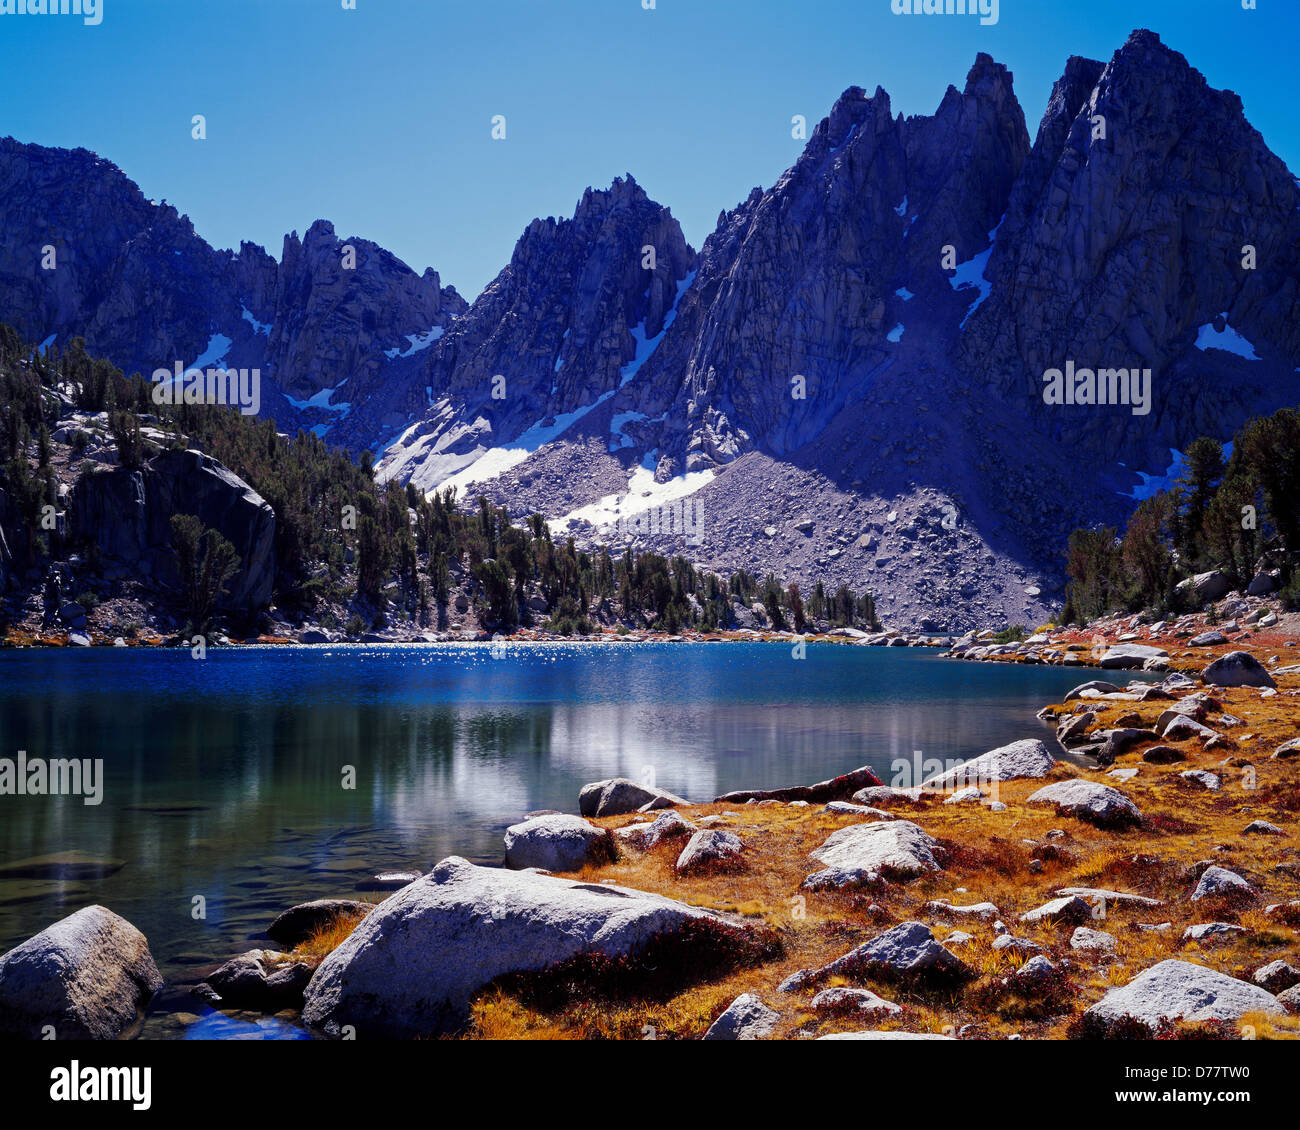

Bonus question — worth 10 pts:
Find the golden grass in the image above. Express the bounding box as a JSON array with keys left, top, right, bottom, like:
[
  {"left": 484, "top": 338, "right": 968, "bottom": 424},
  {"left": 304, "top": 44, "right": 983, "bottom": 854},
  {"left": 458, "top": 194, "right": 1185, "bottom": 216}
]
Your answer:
[
  {"left": 291, "top": 907, "right": 373, "bottom": 962},
  {"left": 457, "top": 632, "right": 1299, "bottom": 1039}
]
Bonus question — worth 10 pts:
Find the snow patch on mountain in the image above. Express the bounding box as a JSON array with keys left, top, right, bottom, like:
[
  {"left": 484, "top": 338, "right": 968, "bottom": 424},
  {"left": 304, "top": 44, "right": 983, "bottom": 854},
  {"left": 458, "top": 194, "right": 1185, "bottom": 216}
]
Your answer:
[
  {"left": 286, "top": 381, "right": 351, "bottom": 414},
  {"left": 550, "top": 464, "right": 715, "bottom": 538},
  {"left": 949, "top": 216, "right": 1004, "bottom": 327},
  {"left": 384, "top": 325, "right": 445, "bottom": 360},
  {"left": 240, "top": 306, "right": 271, "bottom": 336},
  {"left": 1195, "top": 317, "right": 1260, "bottom": 360}
]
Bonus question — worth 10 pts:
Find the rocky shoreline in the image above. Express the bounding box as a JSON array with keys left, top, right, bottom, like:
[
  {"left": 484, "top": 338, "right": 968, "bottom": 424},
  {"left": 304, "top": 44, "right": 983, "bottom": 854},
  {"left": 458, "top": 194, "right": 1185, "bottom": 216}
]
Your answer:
[
  {"left": 1, "top": 612, "right": 1297, "bottom": 1041},
  {"left": 0, "top": 623, "right": 948, "bottom": 650}
]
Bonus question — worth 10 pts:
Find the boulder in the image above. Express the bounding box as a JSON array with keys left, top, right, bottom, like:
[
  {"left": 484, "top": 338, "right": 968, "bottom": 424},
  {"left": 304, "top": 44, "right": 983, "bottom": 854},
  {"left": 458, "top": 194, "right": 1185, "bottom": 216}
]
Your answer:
[
  {"left": 1181, "top": 922, "right": 1247, "bottom": 943},
  {"left": 1176, "top": 570, "right": 1232, "bottom": 603},
  {"left": 1070, "top": 926, "right": 1118, "bottom": 953},
  {"left": 1095, "top": 728, "right": 1160, "bottom": 765},
  {"left": 1179, "top": 769, "right": 1220, "bottom": 790},
  {"left": 818, "top": 1031, "right": 954, "bottom": 1041},
  {"left": 1026, "top": 780, "right": 1142, "bottom": 828},
  {"left": 1245, "top": 572, "right": 1277, "bottom": 596},
  {"left": 302, "top": 857, "right": 770, "bottom": 1038},
  {"left": 67, "top": 468, "right": 148, "bottom": 563},
  {"left": 267, "top": 899, "right": 373, "bottom": 947},
  {"left": 1085, "top": 960, "right": 1282, "bottom": 1031},
  {"left": 1191, "top": 866, "right": 1254, "bottom": 901},
  {"left": 920, "top": 738, "right": 1054, "bottom": 790},
  {"left": 1188, "top": 630, "right": 1228, "bottom": 647},
  {"left": 1056, "top": 711, "right": 1096, "bottom": 745},
  {"left": 621, "top": 810, "right": 696, "bottom": 850},
  {"left": 701, "top": 993, "right": 779, "bottom": 1040},
  {"left": 1254, "top": 961, "right": 1300, "bottom": 994},
  {"left": 1054, "top": 886, "right": 1163, "bottom": 908},
  {"left": 850, "top": 785, "right": 925, "bottom": 807},
  {"left": 1014, "top": 955, "right": 1058, "bottom": 985},
  {"left": 1279, "top": 985, "right": 1300, "bottom": 1015},
  {"left": 1159, "top": 715, "right": 1220, "bottom": 742},
  {"left": 992, "top": 935, "right": 1043, "bottom": 956},
  {"left": 1203, "top": 650, "right": 1275, "bottom": 688},
  {"left": 1142, "top": 745, "right": 1185, "bottom": 764},
  {"left": 822, "top": 801, "right": 893, "bottom": 818},
  {"left": 924, "top": 900, "right": 999, "bottom": 921},
  {"left": 143, "top": 449, "right": 276, "bottom": 610},
  {"left": 1099, "top": 644, "right": 1167, "bottom": 670},
  {"left": 578, "top": 777, "right": 688, "bottom": 818},
  {"left": 200, "top": 949, "right": 315, "bottom": 1009},
  {"left": 675, "top": 829, "right": 744, "bottom": 874},
  {"left": 0, "top": 906, "right": 163, "bottom": 1039},
  {"left": 714, "top": 764, "right": 883, "bottom": 805},
  {"left": 1019, "top": 895, "right": 1090, "bottom": 926},
  {"left": 811, "top": 921, "right": 971, "bottom": 986},
  {"left": 1271, "top": 738, "right": 1300, "bottom": 761},
  {"left": 809, "top": 987, "right": 902, "bottom": 1018},
  {"left": 807, "top": 820, "right": 941, "bottom": 884},
  {"left": 503, "top": 814, "right": 610, "bottom": 871}
]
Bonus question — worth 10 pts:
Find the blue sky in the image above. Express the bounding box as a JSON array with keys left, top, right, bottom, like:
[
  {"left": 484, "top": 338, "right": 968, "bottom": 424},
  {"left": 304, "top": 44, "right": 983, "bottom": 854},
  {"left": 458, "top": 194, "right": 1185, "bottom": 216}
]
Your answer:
[{"left": 2, "top": 0, "right": 1296, "bottom": 300}]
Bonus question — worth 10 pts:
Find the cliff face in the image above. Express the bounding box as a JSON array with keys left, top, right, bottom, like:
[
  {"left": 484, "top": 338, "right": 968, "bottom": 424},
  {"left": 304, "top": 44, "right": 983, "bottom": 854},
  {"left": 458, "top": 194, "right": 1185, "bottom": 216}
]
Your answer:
[
  {"left": 963, "top": 30, "right": 1300, "bottom": 478},
  {"left": 375, "top": 175, "right": 696, "bottom": 491},
  {"left": 0, "top": 139, "right": 464, "bottom": 447},
  {"left": 606, "top": 53, "right": 1030, "bottom": 479}
]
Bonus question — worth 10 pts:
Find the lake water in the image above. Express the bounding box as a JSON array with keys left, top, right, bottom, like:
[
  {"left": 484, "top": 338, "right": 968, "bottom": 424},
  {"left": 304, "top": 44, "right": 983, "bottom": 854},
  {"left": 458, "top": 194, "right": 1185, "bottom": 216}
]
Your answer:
[{"left": 0, "top": 641, "right": 1126, "bottom": 1038}]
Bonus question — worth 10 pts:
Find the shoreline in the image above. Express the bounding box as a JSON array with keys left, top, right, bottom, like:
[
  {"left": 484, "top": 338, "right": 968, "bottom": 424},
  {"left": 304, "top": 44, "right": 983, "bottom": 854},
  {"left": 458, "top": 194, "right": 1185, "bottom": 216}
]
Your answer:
[
  {"left": 3, "top": 614, "right": 1297, "bottom": 1041},
  {"left": 0, "top": 626, "right": 950, "bottom": 650}
]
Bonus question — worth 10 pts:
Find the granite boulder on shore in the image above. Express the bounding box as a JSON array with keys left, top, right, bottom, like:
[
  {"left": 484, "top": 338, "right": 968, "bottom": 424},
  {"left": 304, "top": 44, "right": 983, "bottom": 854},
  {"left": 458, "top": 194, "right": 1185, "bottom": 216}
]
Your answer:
[
  {"left": 301, "top": 856, "right": 775, "bottom": 1038},
  {"left": 0, "top": 905, "right": 163, "bottom": 1040}
]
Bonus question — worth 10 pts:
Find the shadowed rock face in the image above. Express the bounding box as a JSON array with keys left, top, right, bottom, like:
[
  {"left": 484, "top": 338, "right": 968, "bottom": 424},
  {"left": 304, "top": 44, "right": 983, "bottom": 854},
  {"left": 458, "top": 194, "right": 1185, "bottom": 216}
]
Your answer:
[
  {"left": 0, "top": 139, "right": 464, "bottom": 447},
  {"left": 375, "top": 175, "right": 697, "bottom": 492},
  {"left": 623, "top": 53, "right": 1029, "bottom": 476},
  {"left": 964, "top": 30, "right": 1300, "bottom": 474},
  {"left": 68, "top": 449, "right": 275, "bottom": 611}
]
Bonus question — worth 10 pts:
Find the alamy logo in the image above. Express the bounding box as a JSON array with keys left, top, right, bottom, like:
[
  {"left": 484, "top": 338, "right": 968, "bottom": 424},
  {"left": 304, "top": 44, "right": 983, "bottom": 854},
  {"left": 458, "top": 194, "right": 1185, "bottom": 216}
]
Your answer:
[
  {"left": 0, "top": 0, "right": 102, "bottom": 25},
  {"left": 151, "top": 363, "right": 261, "bottom": 417},
  {"left": 1042, "top": 361, "right": 1151, "bottom": 417},
  {"left": 50, "top": 1062, "right": 150, "bottom": 1111},
  {"left": 0, "top": 751, "right": 103, "bottom": 806},
  {"left": 891, "top": 0, "right": 998, "bottom": 26}
]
